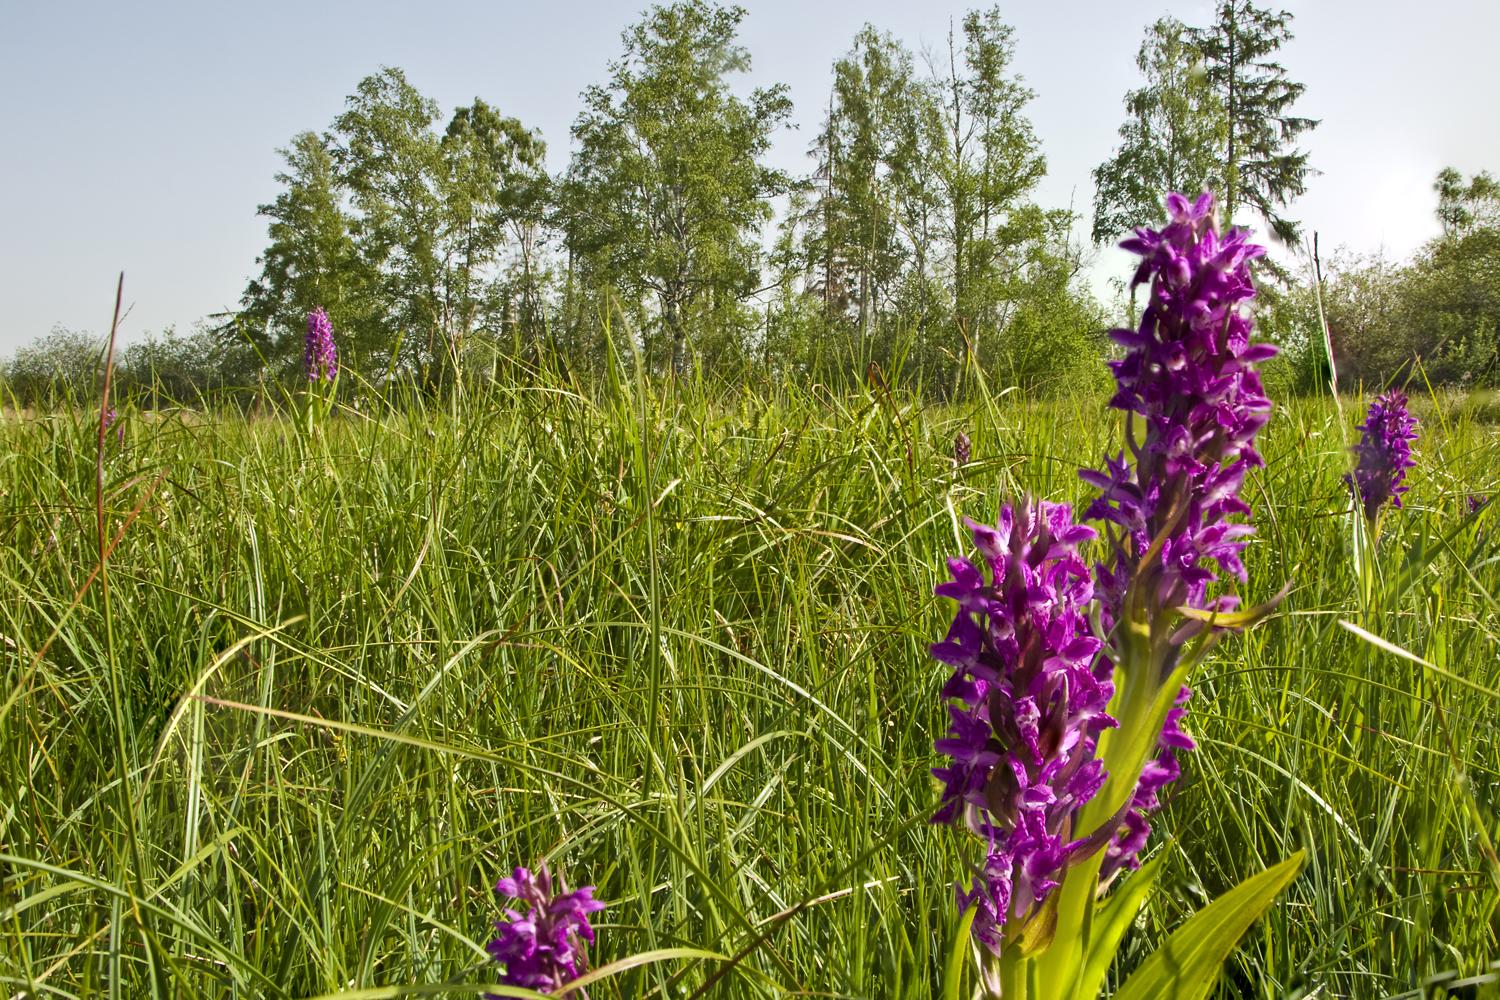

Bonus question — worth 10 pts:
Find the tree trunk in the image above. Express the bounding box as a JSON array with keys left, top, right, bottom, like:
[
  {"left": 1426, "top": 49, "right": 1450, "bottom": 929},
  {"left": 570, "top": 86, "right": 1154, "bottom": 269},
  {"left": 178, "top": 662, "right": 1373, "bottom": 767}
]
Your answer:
[
  {"left": 1225, "top": 0, "right": 1238, "bottom": 221},
  {"left": 824, "top": 89, "right": 835, "bottom": 327},
  {"left": 667, "top": 297, "right": 686, "bottom": 375}
]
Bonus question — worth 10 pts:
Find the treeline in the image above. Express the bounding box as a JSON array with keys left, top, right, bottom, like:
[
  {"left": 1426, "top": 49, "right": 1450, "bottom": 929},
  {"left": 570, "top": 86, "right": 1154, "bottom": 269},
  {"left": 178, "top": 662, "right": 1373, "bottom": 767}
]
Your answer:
[
  {"left": 6, "top": 1, "right": 1499, "bottom": 407},
  {"left": 233, "top": 3, "right": 1124, "bottom": 398},
  {"left": 1307, "top": 170, "right": 1500, "bottom": 389}
]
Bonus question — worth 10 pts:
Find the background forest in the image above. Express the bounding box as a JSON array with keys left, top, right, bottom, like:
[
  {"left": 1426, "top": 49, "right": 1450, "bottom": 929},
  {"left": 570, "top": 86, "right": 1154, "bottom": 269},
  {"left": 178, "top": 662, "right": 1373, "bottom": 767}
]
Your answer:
[{"left": 5, "top": 1, "right": 1498, "bottom": 406}]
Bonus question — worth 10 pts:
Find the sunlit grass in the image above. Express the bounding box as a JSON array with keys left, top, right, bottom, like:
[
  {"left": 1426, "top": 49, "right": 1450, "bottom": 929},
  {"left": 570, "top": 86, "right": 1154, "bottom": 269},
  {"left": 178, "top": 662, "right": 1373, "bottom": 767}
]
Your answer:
[{"left": 2, "top": 374, "right": 1497, "bottom": 997}]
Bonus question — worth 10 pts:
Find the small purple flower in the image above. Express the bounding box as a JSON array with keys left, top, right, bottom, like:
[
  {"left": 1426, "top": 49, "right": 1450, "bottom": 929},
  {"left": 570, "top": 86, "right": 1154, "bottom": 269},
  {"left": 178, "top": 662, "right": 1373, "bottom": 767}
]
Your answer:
[
  {"left": 931, "top": 501, "right": 1116, "bottom": 949},
  {"left": 304, "top": 307, "right": 338, "bottom": 382},
  {"left": 1080, "top": 191, "right": 1275, "bottom": 875},
  {"left": 487, "top": 865, "right": 604, "bottom": 996},
  {"left": 1344, "top": 391, "right": 1418, "bottom": 522},
  {"left": 1469, "top": 495, "right": 1489, "bottom": 515},
  {"left": 102, "top": 406, "right": 123, "bottom": 443},
  {"left": 954, "top": 431, "right": 972, "bottom": 467}
]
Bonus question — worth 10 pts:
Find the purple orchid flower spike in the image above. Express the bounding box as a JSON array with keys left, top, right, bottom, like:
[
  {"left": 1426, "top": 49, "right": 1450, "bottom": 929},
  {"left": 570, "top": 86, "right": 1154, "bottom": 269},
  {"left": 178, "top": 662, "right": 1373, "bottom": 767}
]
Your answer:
[
  {"left": 931, "top": 500, "right": 1117, "bottom": 949},
  {"left": 487, "top": 864, "right": 605, "bottom": 996},
  {"left": 1079, "top": 190, "right": 1278, "bottom": 877},
  {"left": 932, "top": 191, "right": 1285, "bottom": 968},
  {"left": 304, "top": 307, "right": 338, "bottom": 383},
  {"left": 1345, "top": 390, "right": 1419, "bottom": 523}
]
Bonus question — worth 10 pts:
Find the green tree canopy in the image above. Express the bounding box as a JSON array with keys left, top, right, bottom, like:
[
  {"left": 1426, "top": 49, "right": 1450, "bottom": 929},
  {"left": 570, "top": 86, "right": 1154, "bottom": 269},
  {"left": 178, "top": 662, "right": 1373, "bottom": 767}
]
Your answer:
[
  {"left": 929, "top": 7, "right": 1047, "bottom": 370},
  {"left": 1092, "top": 18, "right": 1226, "bottom": 244},
  {"left": 559, "top": 1, "right": 792, "bottom": 373},
  {"left": 1315, "top": 171, "right": 1500, "bottom": 388},
  {"left": 1435, "top": 167, "right": 1500, "bottom": 239},
  {"left": 329, "top": 67, "right": 448, "bottom": 377},
  {"left": 238, "top": 130, "right": 377, "bottom": 372},
  {"left": 440, "top": 99, "right": 550, "bottom": 352},
  {"left": 804, "top": 26, "right": 924, "bottom": 337},
  {"left": 2, "top": 327, "right": 102, "bottom": 405},
  {"left": 1189, "top": 1, "right": 1318, "bottom": 243},
  {"left": 239, "top": 68, "right": 549, "bottom": 387}
]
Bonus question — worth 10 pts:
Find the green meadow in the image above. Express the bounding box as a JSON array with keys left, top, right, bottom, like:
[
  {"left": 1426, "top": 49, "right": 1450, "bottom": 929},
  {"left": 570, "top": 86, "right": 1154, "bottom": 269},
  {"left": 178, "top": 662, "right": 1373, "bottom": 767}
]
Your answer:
[{"left": 2, "top": 377, "right": 1498, "bottom": 998}]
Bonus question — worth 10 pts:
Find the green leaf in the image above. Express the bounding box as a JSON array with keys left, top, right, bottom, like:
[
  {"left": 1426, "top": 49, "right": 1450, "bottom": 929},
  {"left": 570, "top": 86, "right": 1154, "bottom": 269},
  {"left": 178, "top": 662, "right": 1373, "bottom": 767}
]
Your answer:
[
  {"left": 1035, "top": 661, "right": 1193, "bottom": 1000},
  {"left": 1173, "top": 577, "right": 1291, "bottom": 630},
  {"left": 1112, "top": 851, "right": 1304, "bottom": 1000},
  {"left": 1012, "top": 889, "right": 1060, "bottom": 957},
  {"left": 943, "top": 903, "right": 979, "bottom": 1000},
  {"left": 567, "top": 947, "right": 731, "bottom": 992},
  {"left": 1074, "top": 851, "right": 1167, "bottom": 1000}
]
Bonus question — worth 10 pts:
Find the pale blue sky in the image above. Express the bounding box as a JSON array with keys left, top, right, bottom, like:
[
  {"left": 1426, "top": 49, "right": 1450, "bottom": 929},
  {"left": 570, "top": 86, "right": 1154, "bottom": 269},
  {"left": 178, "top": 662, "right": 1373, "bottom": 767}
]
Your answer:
[{"left": 2, "top": 0, "right": 1496, "bottom": 352}]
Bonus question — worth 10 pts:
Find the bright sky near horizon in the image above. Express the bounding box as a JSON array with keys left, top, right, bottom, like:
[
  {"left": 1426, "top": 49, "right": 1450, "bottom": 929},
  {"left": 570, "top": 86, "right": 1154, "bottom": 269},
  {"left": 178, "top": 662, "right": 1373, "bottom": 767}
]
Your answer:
[{"left": 1, "top": 0, "right": 1496, "bottom": 353}]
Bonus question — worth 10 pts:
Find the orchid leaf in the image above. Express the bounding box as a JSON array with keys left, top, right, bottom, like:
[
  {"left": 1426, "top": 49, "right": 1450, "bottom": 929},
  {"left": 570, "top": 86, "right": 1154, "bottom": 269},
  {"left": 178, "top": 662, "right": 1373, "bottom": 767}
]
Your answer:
[
  {"left": 1074, "top": 851, "right": 1167, "bottom": 1000},
  {"left": 1033, "top": 663, "right": 1188, "bottom": 1000},
  {"left": 1113, "top": 850, "right": 1304, "bottom": 1000}
]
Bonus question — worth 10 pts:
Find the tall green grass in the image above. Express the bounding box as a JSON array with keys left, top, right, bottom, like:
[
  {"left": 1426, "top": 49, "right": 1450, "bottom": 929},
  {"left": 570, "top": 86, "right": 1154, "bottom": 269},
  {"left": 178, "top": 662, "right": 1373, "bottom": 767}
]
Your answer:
[{"left": 2, "top": 374, "right": 1497, "bottom": 998}]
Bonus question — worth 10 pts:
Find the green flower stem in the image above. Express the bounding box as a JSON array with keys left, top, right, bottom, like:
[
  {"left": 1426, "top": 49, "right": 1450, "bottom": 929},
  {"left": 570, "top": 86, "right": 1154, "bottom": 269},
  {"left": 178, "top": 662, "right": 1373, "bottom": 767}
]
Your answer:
[{"left": 997, "top": 949, "right": 1029, "bottom": 999}]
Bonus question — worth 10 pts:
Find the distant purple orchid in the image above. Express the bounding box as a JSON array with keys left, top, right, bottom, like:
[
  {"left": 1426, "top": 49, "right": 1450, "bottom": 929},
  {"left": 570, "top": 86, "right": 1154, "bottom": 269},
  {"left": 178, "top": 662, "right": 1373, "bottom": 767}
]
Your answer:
[
  {"left": 1345, "top": 391, "right": 1418, "bottom": 522},
  {"left": 1079, "top": 191, "right": 1275, "bottom": 876},
  {"left": 930, "top": 501, "right": 1116, "bottom": 950},
  {"left": 486, "top": 865, "right": 604, "bottom": 996},
  {"left": 304, "top": 307, "right": 338, "bottom": 382},
  {"left": 954, "top": 431, "right": 972, "bottom": 467}
]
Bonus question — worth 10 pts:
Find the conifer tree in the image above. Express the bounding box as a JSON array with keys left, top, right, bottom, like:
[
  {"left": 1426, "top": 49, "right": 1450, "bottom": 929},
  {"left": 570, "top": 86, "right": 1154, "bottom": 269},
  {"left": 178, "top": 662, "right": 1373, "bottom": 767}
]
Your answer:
[
  {"left": 1189, "top": 1, "right": 1318, "bottom": 242},
  {"left": 1092, "top": 18, "right": 1226, "bottom": 244}
]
